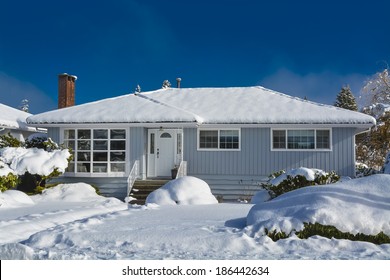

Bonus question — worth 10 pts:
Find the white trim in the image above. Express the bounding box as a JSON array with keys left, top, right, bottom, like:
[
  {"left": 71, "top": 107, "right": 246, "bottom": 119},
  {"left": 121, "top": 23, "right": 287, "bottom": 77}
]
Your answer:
[
  {"left": 270, "top": 128, "right": 332, "bottom": 152},
  {"left": 197, "top": 128, "right": 241, "bottom": 151},
  {"left": 61, "top": 127, "right": 130, "bottom": 177}
]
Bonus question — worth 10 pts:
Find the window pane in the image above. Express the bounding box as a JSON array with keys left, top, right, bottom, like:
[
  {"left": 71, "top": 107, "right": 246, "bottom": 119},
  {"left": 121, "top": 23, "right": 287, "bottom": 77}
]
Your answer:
[
  {"left": 110, "top": 152, "right": 126, "bottom": 161},
  {"left": 199, "top": 130, "right": 218, "bottom": 149},
  {"left": 78, "top": 129, "right": 90, "bottom": 139},
  {"left": 111, "top": 129, "right": 126, "bottom": 139},
  {"left": 316, "top": 130, "right": 330, "bottom": 149},
  {"left": 93, "top": 152, "right": 108, "bottom": 161},
  {"left": 177, "top": 133, "right": 182, "bottom": 154},
  {"left": 287, "top": 130, "right": 315, "bottom": 149},
  {"left": 66, "top": 162, "right": 75, "bottom": 173},
  {"left": 160, "top": 132, "right": 172, "bottom": 138},
  {"left": 94, "top": 140, "right": 108, "bottom": 150},
  {"left": 77, "top": 152, "right": 90, "bottom": 161},
  {"left": 78, "top": 140, "right": 91, "bottom": 150},
  {"left": 93, "top": 129, "right": 108, "bottom": 139},
  {"left": 64, "top": 129, "right": 75, "bottom": 139},
  {"left": 111, "top": 140, "right": 125, "bottom": 150},
  {"left": 111, "top": 163, "right": 125, "bottom": 172},
  {"left": 77, "top": 163, "right": 90, "bottom": 172},
  {"left": 63, "top": 140, "right": 75, "bottom": 150},
  {"left": 273, "top": 130, "right": 286, "bottom": 149},
  {"left": 150, "top": 133, "right": 155, "bottom": 154},
  {"left": 220, "top": 130, "right": 239, "bottom": 149},
  {"left": 93, "top": 163, "right": 107, "bottom": 173}
]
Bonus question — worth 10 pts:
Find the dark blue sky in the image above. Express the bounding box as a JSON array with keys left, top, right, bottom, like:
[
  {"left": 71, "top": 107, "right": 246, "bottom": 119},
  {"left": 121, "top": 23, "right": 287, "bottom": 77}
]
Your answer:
[{"left": 0, "top": 0, "right": 389, "bottom": 113}]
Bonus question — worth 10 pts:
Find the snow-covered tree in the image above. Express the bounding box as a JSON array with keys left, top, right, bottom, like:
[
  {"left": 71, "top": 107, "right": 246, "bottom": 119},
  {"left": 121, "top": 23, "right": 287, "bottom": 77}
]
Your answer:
[
  {"left": 356, "top": 68, "right": 390, "bottom": 170},
  {"left": 135, "top": 84, "right": 141, "bottom": 93},
  {"left": 162, "top": 80, "right": 171, "bottom": 89},
  {"left": 19, "top": 99, "right": 29, "bottom": 112},
  {"left": 334, "top": 85, "right": 358, "bottom": 111}
]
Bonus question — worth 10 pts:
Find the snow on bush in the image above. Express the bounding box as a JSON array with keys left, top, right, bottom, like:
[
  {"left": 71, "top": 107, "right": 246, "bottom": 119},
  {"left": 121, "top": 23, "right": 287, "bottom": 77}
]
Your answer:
[
  {"left": 250, "top": 190, "right": 271, "bottom": 204},
  {"left": 146, "top": 176, "right": 218, "bottom": 206},
  {"left": 0, "top": 147, "right": 70, "bottom": 176},
  {"left": 247, "top": 174, "right": 390, "bottom": 238},
  {"left": 260, "top": 167, "right": 339, "bottom": 199}
]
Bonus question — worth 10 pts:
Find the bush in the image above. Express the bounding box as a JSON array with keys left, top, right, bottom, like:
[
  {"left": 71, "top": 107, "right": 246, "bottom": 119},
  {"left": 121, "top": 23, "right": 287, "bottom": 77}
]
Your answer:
[
  {"left": 0, "top": 172, "right": 19, "bottom": 192},
  {"left": 261, "top": 168, "right": 340, "bottom": 199},
  {"left": 0, "top": 133, "right": 23, "bottom": 148},
  {"left": 265, "top": 223, "right": 390, "bottom": 245}
]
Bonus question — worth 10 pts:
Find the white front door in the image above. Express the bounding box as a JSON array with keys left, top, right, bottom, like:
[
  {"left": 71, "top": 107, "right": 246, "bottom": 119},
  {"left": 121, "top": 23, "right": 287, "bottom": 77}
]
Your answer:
[{"left": 147, "top": 129, "right": 183, "bottom": 177}]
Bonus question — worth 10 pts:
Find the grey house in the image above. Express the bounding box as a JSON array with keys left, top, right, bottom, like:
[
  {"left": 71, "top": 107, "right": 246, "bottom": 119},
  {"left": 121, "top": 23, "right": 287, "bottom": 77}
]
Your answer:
[{"left": 27, "top": 78, "right": 375, "bottom": 200}]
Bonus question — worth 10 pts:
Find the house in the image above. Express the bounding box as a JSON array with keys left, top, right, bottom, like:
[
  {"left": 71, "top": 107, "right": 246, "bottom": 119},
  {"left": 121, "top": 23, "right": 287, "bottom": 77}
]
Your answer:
[
  {"left": 27, "top": 74, "right": 376, "bottom": 200},
  {"left": 0, "top": 103, "right": 45, "bottom": 141}
]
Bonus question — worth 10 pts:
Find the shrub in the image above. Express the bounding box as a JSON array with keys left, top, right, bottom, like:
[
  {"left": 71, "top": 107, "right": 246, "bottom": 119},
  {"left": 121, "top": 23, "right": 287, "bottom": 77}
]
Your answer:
[
  {"left": 261, "top": 168, "right": 340, "bottom": 199},
  {"left": 265, "top": 223, "right": 390, "bottom": 245},
  {"left": 0, "top": 172, "right": 19, "bottom": 192},
  {"left": 0, "top": 133, "right": 23, "bottom": 148}
]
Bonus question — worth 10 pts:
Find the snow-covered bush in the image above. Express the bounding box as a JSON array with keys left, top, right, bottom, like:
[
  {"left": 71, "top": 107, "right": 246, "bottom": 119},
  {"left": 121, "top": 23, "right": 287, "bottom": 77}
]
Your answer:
[
  {"left": 355, "top": 162, "right": 378, "bottom": 177},
  {"left": 146, "top": 176, "right": 218, "bottom": 206},
  {"left": 0, "top": 134, "right": 71, "bottom": 193},
  {"left": 0, "top": 132, "right": 23, "bottom": 148},
  {"left": 261, "top": 167, "right": 340, "bottom": 199}
]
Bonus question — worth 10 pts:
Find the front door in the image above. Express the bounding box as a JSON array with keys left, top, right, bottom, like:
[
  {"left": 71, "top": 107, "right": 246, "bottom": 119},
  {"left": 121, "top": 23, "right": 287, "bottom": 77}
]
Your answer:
[{"left": 147, "top": 129, "right": 183, "bottom": 177}]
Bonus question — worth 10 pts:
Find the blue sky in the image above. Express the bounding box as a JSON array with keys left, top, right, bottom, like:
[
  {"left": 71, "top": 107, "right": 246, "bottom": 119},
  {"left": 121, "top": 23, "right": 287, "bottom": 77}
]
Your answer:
[{"left": 0, "top": 0, "right": 389, "bottom": 113}]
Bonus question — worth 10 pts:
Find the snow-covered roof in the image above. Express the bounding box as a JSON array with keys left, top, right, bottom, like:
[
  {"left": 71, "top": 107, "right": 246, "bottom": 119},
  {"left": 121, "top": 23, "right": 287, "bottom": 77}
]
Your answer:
[
  {"left": 27, "top": 86, "right": 376, "bottom": 127},
  {"left": 0, "top": 103, "right": 37, "bottom": 131}
]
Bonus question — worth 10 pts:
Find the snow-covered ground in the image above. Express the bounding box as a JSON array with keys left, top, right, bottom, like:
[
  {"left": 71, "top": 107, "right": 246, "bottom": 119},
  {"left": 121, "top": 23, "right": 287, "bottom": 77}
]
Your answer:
[{"left": 1, "top": 176, "right": 390, "bottom": 260}]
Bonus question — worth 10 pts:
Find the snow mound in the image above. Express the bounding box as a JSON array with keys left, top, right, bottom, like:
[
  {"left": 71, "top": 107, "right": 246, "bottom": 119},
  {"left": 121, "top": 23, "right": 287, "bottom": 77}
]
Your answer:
[
  {"left": 145, "top": 176, "right": 218, "bottom": 206},
  {"left": 270, "top": 167, "right": 327, "bottom": 186},
  {"left": 0, "top": 161, "right": 16, "bottom": 176},
  {"left": 247, "top": 174, "right": 390, "bottom": 236},
  {"left": 33, "top": 183, "right": 106, "bottom": 203},
  {"left": 0, "top": 190, "right": 34, "bottom": 208},
  {"left": 250, "top": 190, "right": 271, "bottom": 204},
  {"left": 0, "top": 147, "right": 70, "bottom": 176}
]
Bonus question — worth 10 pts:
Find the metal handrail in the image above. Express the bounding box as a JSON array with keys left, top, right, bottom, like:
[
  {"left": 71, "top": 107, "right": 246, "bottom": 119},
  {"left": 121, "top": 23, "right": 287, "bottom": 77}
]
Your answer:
[
  {"left": 175, "top": 161, "right": 187, "bottom": 179},
  {"left": 126, "top": 160, "right": 139, "bottom": 200}
]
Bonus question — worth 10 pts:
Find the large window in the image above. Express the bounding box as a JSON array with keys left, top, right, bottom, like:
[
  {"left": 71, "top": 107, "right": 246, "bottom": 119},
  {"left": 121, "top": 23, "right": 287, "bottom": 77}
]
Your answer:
[
  {"left": 198, "top": 129, "right": 240, "bottom": 150},
  {"left": 63, "top": 128, "right": 127, "bottom": 174},
  {"left": 272, "top": 129, "right": 331, "bottom": 150}
]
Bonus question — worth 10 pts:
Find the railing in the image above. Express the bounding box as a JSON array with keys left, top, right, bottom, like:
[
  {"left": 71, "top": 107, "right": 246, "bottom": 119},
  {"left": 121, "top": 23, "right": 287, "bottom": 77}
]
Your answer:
[
  {"left": 126, "top": 160, "right": 139, "bottom": 201},
  {"left": 175, "top": 161, "right": 187, "bottom": 179}
]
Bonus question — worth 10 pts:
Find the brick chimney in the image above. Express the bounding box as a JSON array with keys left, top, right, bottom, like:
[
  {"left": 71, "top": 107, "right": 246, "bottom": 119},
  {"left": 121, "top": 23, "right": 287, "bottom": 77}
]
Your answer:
[{"left": 58, "top": 73, "right": 77, "bottom": 109}]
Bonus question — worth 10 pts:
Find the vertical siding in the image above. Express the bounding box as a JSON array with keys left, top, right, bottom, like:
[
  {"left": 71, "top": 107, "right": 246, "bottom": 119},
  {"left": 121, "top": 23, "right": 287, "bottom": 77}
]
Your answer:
[
  {"left": 130, "top": 127, "right": 147, "bottom": 178},
  {"left": 47, "top": 127, "right": 60, "bottom": 143},
  {"left": 184, "top": 127, "right": 356, "bottom": 178}
]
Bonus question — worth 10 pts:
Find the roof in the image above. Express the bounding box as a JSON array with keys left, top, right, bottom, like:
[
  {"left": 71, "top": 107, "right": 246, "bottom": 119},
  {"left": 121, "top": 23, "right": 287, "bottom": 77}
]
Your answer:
[
  {"left": 27, "top": 86, "right": 376, "bottom": 127},
  {"left": 0, "top": 103, "right": 37, "bottom": 131}
]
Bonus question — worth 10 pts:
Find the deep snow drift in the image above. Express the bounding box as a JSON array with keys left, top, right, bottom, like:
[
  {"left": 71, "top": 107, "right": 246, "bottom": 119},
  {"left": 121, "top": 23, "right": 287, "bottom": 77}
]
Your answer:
[{"left": 0, "top": 176, "right": 389, "bottom": 260}]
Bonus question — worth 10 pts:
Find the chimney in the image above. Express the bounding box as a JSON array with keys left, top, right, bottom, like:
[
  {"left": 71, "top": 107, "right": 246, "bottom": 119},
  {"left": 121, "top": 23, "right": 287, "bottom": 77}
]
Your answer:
[
  {"left": 176, "top": 77, "right": 182, "bottom": 88},
  {"left": 58, "top": 73, "right": 77, "bottom": 109}
]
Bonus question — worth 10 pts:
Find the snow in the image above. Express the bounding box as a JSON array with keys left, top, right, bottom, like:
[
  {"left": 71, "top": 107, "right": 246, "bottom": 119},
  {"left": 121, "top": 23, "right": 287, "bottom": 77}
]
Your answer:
[
  {"left": 1, "top": 176, "right": 390, "bottom": 260},
  {"left": 250, "top": 190, "right": 271, "bottom": 204},
  {"left": 27, "top": 86, "right": 376, "bottom": 127},
  {"left": 0, "top": 103, "right": 35, "bottom": 131},
  {"left": 0, "top": 161, "right": 16, "bottom": 177},
  {"left": 247, "top": 174, "right": 390, "bottom": 237},
  {"left": 145, "top": 176, "right": 218, "bottom": 206},
  {"left": 0, "top": 147, "right": 70, "bottom": 176}
]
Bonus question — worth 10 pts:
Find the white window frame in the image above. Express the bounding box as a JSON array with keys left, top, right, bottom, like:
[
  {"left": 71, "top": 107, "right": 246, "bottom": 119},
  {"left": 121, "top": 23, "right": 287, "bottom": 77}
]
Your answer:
[
  {"left": 271, "top": 128, "right": 332, "bottom": 151},
  {"left": 61, "top": 127, "right": 129, "bottom": 177},
  {"left": 197, "top": 128, "right": 241, "bottom": 151}
]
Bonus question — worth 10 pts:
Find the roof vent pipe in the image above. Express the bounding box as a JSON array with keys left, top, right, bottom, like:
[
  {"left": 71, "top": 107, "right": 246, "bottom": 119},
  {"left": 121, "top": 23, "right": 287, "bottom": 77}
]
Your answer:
[{"left": 176, "top": 77, "right": 182, "bottom": 88}]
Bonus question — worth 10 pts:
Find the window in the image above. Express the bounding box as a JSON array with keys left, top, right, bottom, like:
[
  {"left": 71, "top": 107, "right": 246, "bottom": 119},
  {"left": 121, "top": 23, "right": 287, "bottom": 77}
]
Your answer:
[
  {"left": 63, "top": 128, "right": 127, "bottom": 174},
  {"left": 198, "top": 129, "right": 240, "bottom": 150},
  {"left": 272, "top": 129, "right": 331, "bottom": 150}
]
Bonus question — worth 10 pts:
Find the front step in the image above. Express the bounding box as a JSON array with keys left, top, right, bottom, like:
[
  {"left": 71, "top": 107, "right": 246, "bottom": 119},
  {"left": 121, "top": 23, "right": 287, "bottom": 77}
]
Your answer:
[{"left": 129, "top": 179, "right": 170, "bottom": 205}]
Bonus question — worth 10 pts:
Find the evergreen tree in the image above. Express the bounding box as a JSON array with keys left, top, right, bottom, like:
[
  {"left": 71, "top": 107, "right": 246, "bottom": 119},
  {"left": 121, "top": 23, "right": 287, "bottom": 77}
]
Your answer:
[{"left": 334, "top": 85, "right": 358, "bottom": 111}]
